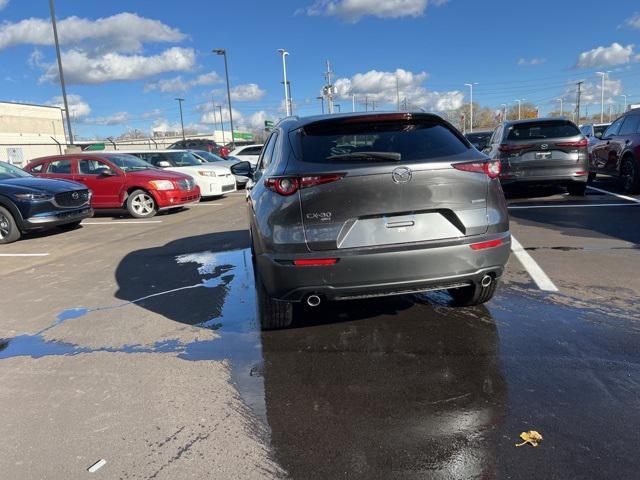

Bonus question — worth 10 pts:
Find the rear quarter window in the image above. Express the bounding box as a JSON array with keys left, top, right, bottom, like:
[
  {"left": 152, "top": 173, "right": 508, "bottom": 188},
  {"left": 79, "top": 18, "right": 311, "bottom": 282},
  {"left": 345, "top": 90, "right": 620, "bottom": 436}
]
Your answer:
[
  {"left": 507, "top": 121, "right": 580, "bottom": 140},
  {"left": 298, "top": 119, "right": 470, "bottom": 163}
]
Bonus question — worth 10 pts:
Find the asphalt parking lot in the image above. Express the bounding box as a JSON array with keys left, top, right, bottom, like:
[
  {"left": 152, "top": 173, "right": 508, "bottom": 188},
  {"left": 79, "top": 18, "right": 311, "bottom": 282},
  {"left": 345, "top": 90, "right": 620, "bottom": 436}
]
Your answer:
[{"left": 1, "top": 179, "right": 639, "bottom": 479}]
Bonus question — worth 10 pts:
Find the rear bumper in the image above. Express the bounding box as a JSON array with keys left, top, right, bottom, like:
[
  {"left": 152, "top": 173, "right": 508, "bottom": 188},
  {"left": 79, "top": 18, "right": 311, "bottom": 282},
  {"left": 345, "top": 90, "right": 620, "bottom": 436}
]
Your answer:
[
  {"left": 500, "top": 171, "right": 588, "bottom": 185},
  {"left": 196, "top": 177, "right": 237, "bottom": 197},
  {"left": 255, "top": 233, "right": 511, "bottom": 302},
  {"left": 22, "top": 206, "right": 93, "bottom": 230},
  {"left": 153, "top": 189, "right": 201, "bottom": 207}
]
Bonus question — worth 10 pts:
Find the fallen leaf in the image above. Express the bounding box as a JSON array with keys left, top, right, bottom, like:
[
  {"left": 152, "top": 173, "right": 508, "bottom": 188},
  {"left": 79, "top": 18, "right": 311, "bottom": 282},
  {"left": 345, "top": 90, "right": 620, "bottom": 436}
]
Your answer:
[{"left": 515, "top": 430, "right": 543, "bottom": 447}]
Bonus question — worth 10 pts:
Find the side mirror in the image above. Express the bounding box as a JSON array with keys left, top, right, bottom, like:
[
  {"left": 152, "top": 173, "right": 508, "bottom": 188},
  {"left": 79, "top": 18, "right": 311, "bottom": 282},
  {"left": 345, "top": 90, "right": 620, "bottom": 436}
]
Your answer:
[
  {"left": 97, "top": 168, "right": 116, "bottom": 177},
  {"left": 157, "top": 160, "right": 171, "bottom": 168},
  {"left": 230, "top": 161, "right": 253, "bottom": 177}
]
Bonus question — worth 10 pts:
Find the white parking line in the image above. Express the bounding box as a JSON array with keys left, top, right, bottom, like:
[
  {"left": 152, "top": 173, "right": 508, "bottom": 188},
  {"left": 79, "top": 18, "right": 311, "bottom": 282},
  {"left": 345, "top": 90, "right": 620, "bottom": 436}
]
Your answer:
[
  {"left": 587, "top": 186, "right": 640, "bottom": 204},
  {"left": 509, "top": 203, "right": 638, "bottom": 210},
  {"left": 510, "top": 236, "right": 559, "bottom": 292},
  {"left": 82, "top": 221, "right": 162, "bottom": 225},
  {"left": 0, "top": 253, "right": 50, "bottom": 257},
  {"left": 191, "top": 203, "right": 223, "bottom": 206}
]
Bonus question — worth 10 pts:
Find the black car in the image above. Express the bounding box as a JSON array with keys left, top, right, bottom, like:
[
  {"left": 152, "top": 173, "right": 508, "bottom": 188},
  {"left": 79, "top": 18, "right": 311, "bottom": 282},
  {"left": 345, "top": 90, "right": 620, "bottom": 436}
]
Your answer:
[
  {"left": 465, "top": 130, "right": 493, "bottom": 151},
  {"left": 0, "top": 161, "right": 93, "bottom": 244}
]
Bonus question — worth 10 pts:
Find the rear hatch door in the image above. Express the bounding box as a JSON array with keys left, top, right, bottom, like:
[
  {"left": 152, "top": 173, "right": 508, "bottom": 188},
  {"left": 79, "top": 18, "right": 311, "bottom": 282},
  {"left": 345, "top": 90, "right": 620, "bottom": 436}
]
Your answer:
[
  {"left": 289, "top": 114, "right": 491, "bottom": 251},
  {"left": 502, "top": 120, "right": 586, "bottom": 177}
]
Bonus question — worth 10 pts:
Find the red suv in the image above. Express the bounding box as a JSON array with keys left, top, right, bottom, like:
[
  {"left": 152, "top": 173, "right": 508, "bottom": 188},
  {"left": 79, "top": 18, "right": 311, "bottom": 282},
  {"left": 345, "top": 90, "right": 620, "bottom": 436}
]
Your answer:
[
  {"left": 25, "top": 153, "right": 200, "bottom": 218},
  {"left": 590, "top": 109, "right": 640, "bottom": 193}
]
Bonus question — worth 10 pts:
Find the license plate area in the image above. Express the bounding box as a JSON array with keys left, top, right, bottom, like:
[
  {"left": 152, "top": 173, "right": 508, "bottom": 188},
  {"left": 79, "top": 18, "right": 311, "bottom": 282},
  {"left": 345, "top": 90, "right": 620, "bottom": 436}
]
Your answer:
[{"left": 535, "top": 151, "right": 552, "bottom": 160}]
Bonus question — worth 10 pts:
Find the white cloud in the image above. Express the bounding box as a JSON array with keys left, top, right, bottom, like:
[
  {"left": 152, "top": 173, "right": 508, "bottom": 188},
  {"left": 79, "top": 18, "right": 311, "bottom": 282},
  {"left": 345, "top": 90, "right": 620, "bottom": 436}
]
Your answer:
[
  {"left": 0, "top": 12, "right": 185, "bottom": 53},
  {"left": 142, "top": 108, "right": 163, "bottom": 118},
  {"left": 575, "top": 42, "right": 635, "bottom": 69},
  {"left": 301, "top": 0, "right": 447, "bottom": 22},
  {"left": 624, "top": 12, "right": 640, "bottom": 29},
  {"left": 518, "top": 57, "right": 545, "bottom": 66},
  {"left": 83, "top": 112, "right": 130, "bottom": 126},
  {"left": 247, "top": 111, "right": 269, "bottom": 130},
  {"left": 200, "top": 107, "right": 243, "bottom": 125},
  {"left": 40, "top": 47, "right": 196, "bottom": 84},
  {"left": 230, "top": 83, "right": 266, "bottom": 102},
  {"left": 560, "top": 77, "right": 623, "bottom": 105},
  {"left": 144, "top": 71, "right": 222, "bottom": 93},
  {"left": 46, "top": 94, "right": 91, "bottom": 118},
  {"left": 333, "top": 68, "right": 463, "bottom": 111},
  {"left": 0, "top": 0, "right": 9, "bottom": 11}
]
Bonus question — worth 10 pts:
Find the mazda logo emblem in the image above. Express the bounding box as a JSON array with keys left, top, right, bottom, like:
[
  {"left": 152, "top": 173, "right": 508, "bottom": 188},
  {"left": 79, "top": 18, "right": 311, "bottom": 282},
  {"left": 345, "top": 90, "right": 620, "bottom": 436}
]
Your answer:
[
  {"left": 540, "top": 144, "right": 549, "bottom": 150},
  {"left": 71, "top": 192, "right": 79, "bottom": 200},
  {"left": 392, "top": 167, "right": 412, "bottom": 184}
]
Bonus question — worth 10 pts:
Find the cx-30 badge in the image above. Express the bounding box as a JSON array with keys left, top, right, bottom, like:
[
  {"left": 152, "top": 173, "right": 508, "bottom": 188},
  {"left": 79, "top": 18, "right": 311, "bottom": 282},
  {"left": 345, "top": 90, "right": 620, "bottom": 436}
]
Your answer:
[{"left": 392, "top": 166, "right": 412, "bottom": 184}]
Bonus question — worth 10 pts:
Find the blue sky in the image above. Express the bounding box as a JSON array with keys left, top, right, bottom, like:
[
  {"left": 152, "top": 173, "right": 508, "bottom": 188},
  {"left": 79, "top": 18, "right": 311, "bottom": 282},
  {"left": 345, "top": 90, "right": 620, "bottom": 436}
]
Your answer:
[{"left": 1, "top": 0, "right": 639, "bottom": 138}]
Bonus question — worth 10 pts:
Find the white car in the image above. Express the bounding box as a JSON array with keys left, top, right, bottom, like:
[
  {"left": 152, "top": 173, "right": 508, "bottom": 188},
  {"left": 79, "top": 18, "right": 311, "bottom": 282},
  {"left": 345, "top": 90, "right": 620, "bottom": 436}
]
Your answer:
[
  {"left": 121, "top": 150, "right": 236, "bottom": 198},
  {"left": 189, "top": 150, "right": 249, "bottom": 187},
  {"left": 228, "top": 144, "right": 263, "bottom": 167}
]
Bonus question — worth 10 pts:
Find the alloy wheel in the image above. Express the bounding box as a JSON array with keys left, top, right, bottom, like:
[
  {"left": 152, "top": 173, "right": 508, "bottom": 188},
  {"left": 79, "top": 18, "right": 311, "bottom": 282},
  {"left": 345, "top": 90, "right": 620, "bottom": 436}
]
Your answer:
[
  {"left": 131, "top": 193, "right": 155, "bottom": 216},
  {"left": 621, "top": 161, "right": 635, "bottom": 192},
  {"left": 0, "top": 212, "right": 11, "bottom": 239}
]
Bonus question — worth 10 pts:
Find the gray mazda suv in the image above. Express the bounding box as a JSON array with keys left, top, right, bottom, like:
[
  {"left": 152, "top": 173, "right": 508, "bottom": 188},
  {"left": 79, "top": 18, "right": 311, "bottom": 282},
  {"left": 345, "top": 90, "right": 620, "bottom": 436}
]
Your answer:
[
  {"left": 231, "top": 112, "right": 511, "bottom": 329},
  {"left": 483, "top": 118, "right": 589, "bottom": 195}
]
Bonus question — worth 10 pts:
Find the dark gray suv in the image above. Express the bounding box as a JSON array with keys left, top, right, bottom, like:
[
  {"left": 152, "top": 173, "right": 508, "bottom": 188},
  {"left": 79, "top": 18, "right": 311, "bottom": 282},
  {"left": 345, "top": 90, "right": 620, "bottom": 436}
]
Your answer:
[
  {"left": 483, "top": 118, "right": 589, "bottom": 195},
  {"left": 232, "top": 113, "right": 511, "bottom": 329}
]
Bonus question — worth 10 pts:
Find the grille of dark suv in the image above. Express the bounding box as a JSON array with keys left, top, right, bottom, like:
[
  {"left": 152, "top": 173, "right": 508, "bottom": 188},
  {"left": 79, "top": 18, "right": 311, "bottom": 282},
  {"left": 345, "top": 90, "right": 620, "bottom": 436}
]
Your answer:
[
  {"left": 177, "top": 178, "right": 196, "bottom": 191},
  {"left": 55, "top": 190, "right": 90, "bottom": 208}
]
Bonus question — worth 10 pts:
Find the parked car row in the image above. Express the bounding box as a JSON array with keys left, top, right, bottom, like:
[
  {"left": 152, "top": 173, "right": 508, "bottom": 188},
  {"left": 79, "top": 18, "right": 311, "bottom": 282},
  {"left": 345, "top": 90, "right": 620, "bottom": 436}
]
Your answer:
[{"left": 0, "top": 147, "right": 261, "bottom": 244}]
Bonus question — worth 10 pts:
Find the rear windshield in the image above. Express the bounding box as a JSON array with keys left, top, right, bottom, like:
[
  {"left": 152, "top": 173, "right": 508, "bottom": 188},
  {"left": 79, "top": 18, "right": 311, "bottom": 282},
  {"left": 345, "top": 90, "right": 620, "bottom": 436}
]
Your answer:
[
  {"left": 507, "top": 121, "right": 580, "bottom": 140},
  {"left": 298, "top": 119, "right": 469, "bottom": 163},
  {"left": 465, "top": 132, "right": 491, "bottom": 143}
]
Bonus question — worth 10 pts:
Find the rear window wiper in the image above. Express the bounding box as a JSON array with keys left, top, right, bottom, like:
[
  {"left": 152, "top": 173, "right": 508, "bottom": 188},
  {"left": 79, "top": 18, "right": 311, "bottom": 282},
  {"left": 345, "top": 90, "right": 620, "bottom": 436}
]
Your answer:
[{"left": 326, "top": 151, "right": 402, "bottom": 161}]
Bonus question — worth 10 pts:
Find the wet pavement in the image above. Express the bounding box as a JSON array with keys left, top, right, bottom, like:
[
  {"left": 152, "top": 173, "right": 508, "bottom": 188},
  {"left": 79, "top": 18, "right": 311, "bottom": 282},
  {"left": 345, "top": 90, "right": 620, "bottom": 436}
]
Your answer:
[{"left": 1, "top": 181, "right": 640, "bottom": 478}]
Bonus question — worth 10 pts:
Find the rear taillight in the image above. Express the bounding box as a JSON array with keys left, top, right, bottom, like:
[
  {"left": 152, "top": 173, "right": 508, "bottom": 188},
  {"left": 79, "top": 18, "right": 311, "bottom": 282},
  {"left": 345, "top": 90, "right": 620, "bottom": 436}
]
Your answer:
[
  {"left": 219, "top": 147, "right": 230, "bottom": 157},
  {"left": 293, "top": 258, "right": 338, "bottom": 266},
  {"left": 265, "top": 174, "right": 344, "bottom": 196},
  {"left": 555, "top": 138, "right": 588, "bottom": 148},
  {"left": 470, "top": 239, "right": 503, "bottom": 250},
  {"left": 453, "top": 160, "right": 502, "bottom": 179},
  {"left": 498, "top": 144, "right": 533, "bottom": 153}
]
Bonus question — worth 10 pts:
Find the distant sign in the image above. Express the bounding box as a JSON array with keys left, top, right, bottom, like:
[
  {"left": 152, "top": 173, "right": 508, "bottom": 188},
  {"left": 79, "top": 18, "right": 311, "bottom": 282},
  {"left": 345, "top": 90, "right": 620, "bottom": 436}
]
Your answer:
[
  {"left": 264, "top": 120, "right": 274, "bottom": 129},
  {"left": 81, "top": 143, "right": 105, "bottom": 151},
  {"left": 233, "top": 132, "right": 253, "bottom": 140}
]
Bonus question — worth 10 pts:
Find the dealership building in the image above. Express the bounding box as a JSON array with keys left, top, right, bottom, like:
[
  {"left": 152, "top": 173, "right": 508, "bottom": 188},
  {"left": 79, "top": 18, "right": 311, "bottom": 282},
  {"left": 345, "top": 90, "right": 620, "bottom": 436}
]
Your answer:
[{"left": 0, "top": 101, "right": 68, "bottom": 166}]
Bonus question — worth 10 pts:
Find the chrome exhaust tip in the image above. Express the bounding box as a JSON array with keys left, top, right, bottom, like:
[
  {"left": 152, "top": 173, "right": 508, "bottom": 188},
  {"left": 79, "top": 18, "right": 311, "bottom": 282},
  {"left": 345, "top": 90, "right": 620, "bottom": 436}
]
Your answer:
[
  {"left": 481, "top": 275, "right": 492, "bottom": 288},
  {"left": 306, "top": 295, "right": 321, "bottom": 307}
]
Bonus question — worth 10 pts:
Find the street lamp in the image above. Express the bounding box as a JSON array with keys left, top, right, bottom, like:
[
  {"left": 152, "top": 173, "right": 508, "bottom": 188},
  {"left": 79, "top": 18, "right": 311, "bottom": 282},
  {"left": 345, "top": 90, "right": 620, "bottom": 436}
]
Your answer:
[
  {"left": 316, "top": 96, "right": 324, "bottom": 114},
  {"left": 175, "top": 98, "right": 185, "bottom": 141},
  {"left": 620, "top": 94, "right": 629, "bottom": 112},
  {"left": 213, "top": 49, "right": 235, "bottom": 148},
  {"left": 596, "top": 71, "right": 608, "bottom": 123},
  {"left": 277, "top": 49, "right": 291, "bottom": 116},
  {"left": 464, "top": 82, "right": 478, "bottom": 132},
  {"left": 500, "top": 103, "right": 507, "bottom": 121},
  {"left": 556, "top": 98, "right": 564, "bottom": 116},
  {"left": 514, "top": 99, "right": 525, "bottom": 120},
  {"left": 49, "top": 0, "right": 73, "bottom": 145}
]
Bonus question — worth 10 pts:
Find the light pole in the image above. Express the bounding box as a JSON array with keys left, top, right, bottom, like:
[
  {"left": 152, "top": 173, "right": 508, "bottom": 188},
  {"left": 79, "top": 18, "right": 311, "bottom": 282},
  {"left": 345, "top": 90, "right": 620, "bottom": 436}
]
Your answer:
[
  {"left": 213, "top": 49, "right": 235, "bottom": 148},
  {"left": 620, "top": 94, "right": 628, "bottom": 112},
  {"left": 500, "top": 103, "right": 507, "bottom": 121},
  {"left": 556, "top": 98, "right": 564, "bottom": 116},
  {"left": 49, "top": 0, "right": 73, "bottom": 145},
  {"left": 515, "top": 99, "right": 525, "bottom": 120},
  {"left": 316, "top": 96, "right": 324, "bottom": 114},
  {"left": 277, "top": 49, "right": 291, "bottom": 116},
  {"left": 217, "top": 105, "right": 225, "bottom": 144},
  {"left": 596, "top": 71, "right": 608, "bottom": 123},
  {"left": 352, "top": 94, "right": 356, "bottom": 112},
  {"left": 175, "top": 98, "right": 185, "bottom": 141},
  {"left": 464, "top": 82, "right": 477, "bottom": 132}
]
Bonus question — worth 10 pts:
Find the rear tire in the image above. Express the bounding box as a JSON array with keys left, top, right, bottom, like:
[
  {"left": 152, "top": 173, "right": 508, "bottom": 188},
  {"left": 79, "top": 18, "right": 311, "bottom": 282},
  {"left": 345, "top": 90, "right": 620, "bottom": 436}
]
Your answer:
[
  {"left": 255, "top": 270, "right": 294, "bottom": 330},
  {"left": 620, "top": 157, "right": 640, "bottom": 194},
  {"left": 448, "top": 279, "right": 497, "bottom": 307},
  {"left": 0, "top": 206, "right": 21, "bottom": 244},
  {"left": 126, "top": 190, "right": 157, "bottom": 218},
  {"left": 588, "top": 172, "right": 596, "bottom": 183},
  {"left": 567, "top": 182, "right": 587, "bottom": 196}
]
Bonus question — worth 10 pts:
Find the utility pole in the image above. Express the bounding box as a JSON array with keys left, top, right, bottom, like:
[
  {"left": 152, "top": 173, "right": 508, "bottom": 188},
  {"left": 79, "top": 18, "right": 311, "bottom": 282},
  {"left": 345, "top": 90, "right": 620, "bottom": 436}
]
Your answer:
[
  {"left": 371, "top": 100, "right": 376, "bottom": 111},
  {"left": 217, "top": 105, "right": 225, "bottom": 144},
  {"left": 515, "top": 99, "right": 524, "bottom": 120},
  {"left": 364, "top": 96, "right": 368, "bottom": 112},
  {"left": 620, "top": 94, "right": 628, "bottom": 112},
  {"left": 49, "top": 0, "right": 73, "bottom": 145},
  {"left": 323, "top": 60, "right": 335, "bottom": 114},
  {"left": 608, "top": 103, "right": 613, "bottom": 122},
  {"left": 396, "top": 76, "right": 400, "bottom": 111},
  {"left": 352, "top": 94, "right": 355, "bottom": 112},
  {"left": 575, "top": 81, "right": 584, "bottom": 125},
  {"left": 500, "top": 103, "right": 507, "bottom": 121},
  {"left": 316, "top": 96, "right": 324, "bottom": 114},
  {"left": 596, "top": 71, "right": 607, "bottom": 123},
  {"left": 213, "top": 49, "right": 235, "bottom": 148},
  {"left": 557, "top": 98, "right": 563, "bottom": 116},
  {"left": 175, "top": 98, "right": 185, "bottom": 141},
  {"left": 403, "top": 98, "right": 407, "bottom": 110}
]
